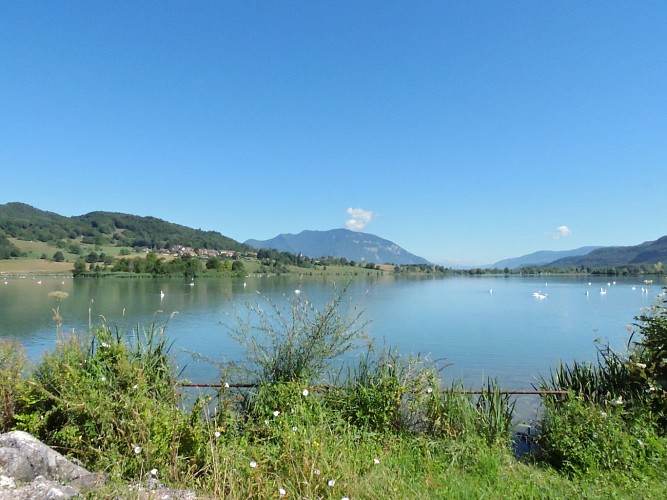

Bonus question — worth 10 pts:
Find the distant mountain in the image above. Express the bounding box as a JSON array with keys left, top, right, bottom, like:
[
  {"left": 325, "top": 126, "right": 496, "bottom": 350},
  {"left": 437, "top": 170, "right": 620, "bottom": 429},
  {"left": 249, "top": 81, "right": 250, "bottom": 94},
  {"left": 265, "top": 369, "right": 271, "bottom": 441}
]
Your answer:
[
  {"left": 548, "top": 236, "right": 667, "bottom": 269},
  {"left": 0, "top": 202, "right": 247, "bottom": 252},
  {"left": 492, "top": 246, "right": 601, "bottom": 269},
  {"left": 245, "top": 229, "right": 430, "bottom": 265}
]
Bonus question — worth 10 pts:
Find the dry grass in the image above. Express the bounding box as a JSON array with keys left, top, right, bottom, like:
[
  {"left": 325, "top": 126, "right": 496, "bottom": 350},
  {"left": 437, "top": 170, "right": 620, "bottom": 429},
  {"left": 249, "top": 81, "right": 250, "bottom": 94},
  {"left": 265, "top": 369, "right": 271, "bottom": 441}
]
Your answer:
[{"left": 0, "top": 258, "right": 73, "bottom": 274}]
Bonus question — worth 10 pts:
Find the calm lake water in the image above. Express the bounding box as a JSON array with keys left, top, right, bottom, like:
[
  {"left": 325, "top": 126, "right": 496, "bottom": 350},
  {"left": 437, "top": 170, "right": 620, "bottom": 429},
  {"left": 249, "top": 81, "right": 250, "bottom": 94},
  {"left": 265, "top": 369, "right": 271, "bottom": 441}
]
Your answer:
[{"left": 1, "top": 274, "right": 664, "bottom": 395}]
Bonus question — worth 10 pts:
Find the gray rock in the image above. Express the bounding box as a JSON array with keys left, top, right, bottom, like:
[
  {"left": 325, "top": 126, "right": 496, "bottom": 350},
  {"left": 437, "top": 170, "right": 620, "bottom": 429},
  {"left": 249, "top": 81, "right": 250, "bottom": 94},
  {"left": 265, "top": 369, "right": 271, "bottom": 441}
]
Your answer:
[
  {"left": 6, "top": 475, "right": 80, "bottom": 499},
  {"left": 0, "top": 448, "right": 33, "bottom": 482},
  {"left": 0, "top": 431, "right": 103, "bottom": 493},
  {"left": 0, "top": 431, "right": 198, "bottom": 499}
]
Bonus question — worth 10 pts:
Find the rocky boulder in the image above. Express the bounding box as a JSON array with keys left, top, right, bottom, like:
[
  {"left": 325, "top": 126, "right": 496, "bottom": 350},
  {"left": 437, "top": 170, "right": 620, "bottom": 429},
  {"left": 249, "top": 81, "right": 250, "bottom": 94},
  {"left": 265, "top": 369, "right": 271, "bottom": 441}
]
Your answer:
[
  {"left": 0, "top": 430, "right": 102, "bottom": 498},
  {"left": 0, "top": 431, "right": 198, "bottom": 499}
]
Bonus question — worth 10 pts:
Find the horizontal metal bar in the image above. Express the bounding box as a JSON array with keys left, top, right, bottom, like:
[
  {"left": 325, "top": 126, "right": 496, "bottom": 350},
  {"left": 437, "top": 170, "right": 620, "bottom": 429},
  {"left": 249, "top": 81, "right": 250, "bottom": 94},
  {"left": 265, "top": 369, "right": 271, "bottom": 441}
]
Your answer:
[{"left": 178, "top": 383, "right": 568, "bottom": 395}]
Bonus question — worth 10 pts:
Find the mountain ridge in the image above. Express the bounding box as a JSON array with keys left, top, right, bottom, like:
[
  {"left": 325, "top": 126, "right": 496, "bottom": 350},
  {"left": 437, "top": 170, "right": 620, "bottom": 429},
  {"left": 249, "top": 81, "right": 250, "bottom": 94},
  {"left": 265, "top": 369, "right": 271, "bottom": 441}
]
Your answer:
[
  {"left": 492, "top": 246, "right": 602, "bottom": 269},
  {"left": 245, "top": 228, "right": 430, "bottom": 265}
]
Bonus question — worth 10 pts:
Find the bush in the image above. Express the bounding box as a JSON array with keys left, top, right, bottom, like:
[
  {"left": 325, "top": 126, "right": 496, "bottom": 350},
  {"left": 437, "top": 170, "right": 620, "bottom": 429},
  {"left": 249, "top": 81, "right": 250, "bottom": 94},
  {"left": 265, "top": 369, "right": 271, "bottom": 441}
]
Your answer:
[
  {"left": 0, "top": 339, "right": 26, "bottom": 432},
  {"left": 537, "top": 395, "right": 667, "bottom": 477},
  {"left": 13, "top": 322, "right": 221, "bottom": 480},
  {"left": 327, "top": 346, "right": 437, "bottom": 433},
  {"left": 227, "top": 284, "right": 366, "bottom": 385}
]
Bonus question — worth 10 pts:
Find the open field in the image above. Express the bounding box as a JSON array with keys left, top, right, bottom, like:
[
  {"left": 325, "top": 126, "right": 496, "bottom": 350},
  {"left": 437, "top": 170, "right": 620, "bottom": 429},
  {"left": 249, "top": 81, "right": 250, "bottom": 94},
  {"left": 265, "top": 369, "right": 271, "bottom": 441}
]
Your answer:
[{"left": 0, "top": 259, "right": 73, "bottom": 275}]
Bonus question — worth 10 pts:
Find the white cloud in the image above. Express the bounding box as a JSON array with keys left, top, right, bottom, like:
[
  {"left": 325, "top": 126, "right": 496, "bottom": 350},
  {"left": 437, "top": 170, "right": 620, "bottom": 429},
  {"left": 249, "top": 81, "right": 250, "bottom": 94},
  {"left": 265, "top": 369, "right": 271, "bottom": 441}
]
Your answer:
[
  {"left": 554, "top": 225, "right": 573, "bottom": 239},
  {"left": 345, "top": 207, "right": 374, "bottom": 231}
]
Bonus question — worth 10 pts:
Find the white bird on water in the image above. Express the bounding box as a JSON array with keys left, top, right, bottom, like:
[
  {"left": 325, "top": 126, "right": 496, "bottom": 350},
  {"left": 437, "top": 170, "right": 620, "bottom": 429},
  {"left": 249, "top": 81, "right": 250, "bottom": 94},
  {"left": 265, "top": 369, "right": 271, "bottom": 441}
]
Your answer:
[
  {"left": 600, "top": 288, "right": 607, "bottom": 295},
  {"left": 160, "top": 290, "right": 165, "bottom": 300}
]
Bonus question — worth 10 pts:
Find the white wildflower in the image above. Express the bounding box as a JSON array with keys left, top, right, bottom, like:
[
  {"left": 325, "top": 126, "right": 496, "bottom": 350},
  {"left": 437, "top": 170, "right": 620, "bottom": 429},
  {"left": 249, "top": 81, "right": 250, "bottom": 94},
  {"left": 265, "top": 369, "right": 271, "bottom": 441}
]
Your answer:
[
  {"left": 273, "top": 410, "right": 280, "bottom": 417},
  {"left": 224, "top": 382, "right": 230, "bottom": 389},
  {"left": 638, "top": 439, "right": 645, "bottom": 446},
  {"left": 279, "top": 488, "right": 286, "bottom": 497},
  {"left": 314, "top": 468, "right": 320, "bottom": 475},
  {"left": 150, "top": 468, "right": 158, "bottom": 476},
  {"left": 133, "top": 446, "right": 141, "bottom": 454},
  {"left": 264, "top": 420, "right": 270, "bottom": 425},
  {"left": 292, "top": 426, "right": 298, "bottom": 432},
  {"left": 100, "top": 376, "right": 106, "bottom": 382},
  {"left": 426, "top": 387, "right": 433, "bottom": 394},
  {"left": 613, "top": 395, "right": 624, "bottom": 405},
  {"left": 327, "top": 479, "right": 336, "bottom": 487},
  {"left": 132, "top": 384, "right": 139, "bottom": 390},
  {"left": 214, "top": 431, "right": 221, "bottom": 438},
  {"left": 249, "top": 460, "right": 258, "bottom": 468},
  {"left": 302, "top": 388, "right": 309, "bottom": 397},
  {"left": 373, "top": 457, "right": 380, "bottom": 465},
  {"left": 600, "top": 411, "right": 607, "bottom": 418}
]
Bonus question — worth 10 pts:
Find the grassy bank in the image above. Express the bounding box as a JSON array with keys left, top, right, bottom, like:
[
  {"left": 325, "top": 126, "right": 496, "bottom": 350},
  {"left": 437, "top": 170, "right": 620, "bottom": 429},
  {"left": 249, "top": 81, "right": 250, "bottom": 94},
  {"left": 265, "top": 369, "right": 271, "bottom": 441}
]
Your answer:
[{"left": 1, "top": 287, "right": 666, "bottom": 498}]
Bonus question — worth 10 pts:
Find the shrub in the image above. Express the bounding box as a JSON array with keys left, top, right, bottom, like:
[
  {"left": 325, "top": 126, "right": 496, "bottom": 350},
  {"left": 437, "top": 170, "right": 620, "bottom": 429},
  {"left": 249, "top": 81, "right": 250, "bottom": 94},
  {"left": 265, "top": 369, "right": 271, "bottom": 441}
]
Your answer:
[
  {"left": 0, "top": 339, "right": 26, "bottom": 431},
  {"left": 327, "top": 346, "right": 438, "bottom": 433},
  {"left": 227, "top": 284, "right": 366, "bottom": 385},
  {"left": 537, "top": 395, "right": 667, "bottom": 477},
  {"left": 13, "top": 322, "right": 220, "bottom": 481}
]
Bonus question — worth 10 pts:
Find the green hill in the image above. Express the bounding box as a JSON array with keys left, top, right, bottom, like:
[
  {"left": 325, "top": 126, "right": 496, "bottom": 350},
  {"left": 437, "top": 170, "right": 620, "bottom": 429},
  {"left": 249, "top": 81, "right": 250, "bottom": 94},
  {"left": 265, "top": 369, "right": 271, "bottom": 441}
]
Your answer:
[
  {"left": 547, "top": 236, "right": 667, "bottom": 269},
  {"left": 0, "top": 202, "right": 248, "bottom": 255}
]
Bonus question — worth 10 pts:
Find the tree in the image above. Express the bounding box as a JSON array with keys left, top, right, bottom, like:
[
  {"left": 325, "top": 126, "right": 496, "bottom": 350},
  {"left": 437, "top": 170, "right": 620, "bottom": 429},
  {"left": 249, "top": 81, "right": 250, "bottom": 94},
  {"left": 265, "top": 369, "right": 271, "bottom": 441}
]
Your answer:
[
  {"left": 206, "top": 256, "right": 222, "bottom": 270},
  {"left": 53, "top": 251, "right": 65, "bottom": 262},
  {"left": 72, "top": 257, "right": 87, "bottom": 277},
  {"left": 231, "top": 260, "right": 245, "bottom": 276}
]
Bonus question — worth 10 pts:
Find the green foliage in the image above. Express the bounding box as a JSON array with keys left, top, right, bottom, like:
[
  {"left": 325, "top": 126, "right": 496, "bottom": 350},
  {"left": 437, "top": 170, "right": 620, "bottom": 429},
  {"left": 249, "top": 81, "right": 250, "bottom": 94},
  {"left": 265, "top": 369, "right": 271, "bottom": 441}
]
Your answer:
[
  {"left": 475, "top": 378, "right": 516, "bottom": 445},
  {"left": 538, "top": 396, "right": 667, "bottom": 478},
  {"left": 0, "top": 340, "right": 26, "bottom": 431},
  {"left": 12, "top": 323, "right": 222, "bottom": 480},
  {"left": 72, "top": 257, "right": 87, "bottom": 276},
  {"left": 227, "top": 285, "right": 366, "bottom": 385},
  {"left": 0, "top": 232, "right": 21, "bottom": 259},
  {"left": 630, "top": 291, "right": 667, "bottom": 419},
  {"left": 328, "top": 346, "right": 437, "bottom": 433},
  {"left": 425, "top": 384, "right": 479, "bottom": 440},
  {"left": 539, "top": 343, "right": 638, "bottom": 407}
]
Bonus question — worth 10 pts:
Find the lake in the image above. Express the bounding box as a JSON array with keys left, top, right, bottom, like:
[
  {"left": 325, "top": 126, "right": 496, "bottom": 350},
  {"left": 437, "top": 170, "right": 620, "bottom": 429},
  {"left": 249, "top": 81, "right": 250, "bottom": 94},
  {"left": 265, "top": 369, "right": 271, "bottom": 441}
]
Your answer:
[{"left": 1, "top": 274, "right": 663, "bottom": 395}]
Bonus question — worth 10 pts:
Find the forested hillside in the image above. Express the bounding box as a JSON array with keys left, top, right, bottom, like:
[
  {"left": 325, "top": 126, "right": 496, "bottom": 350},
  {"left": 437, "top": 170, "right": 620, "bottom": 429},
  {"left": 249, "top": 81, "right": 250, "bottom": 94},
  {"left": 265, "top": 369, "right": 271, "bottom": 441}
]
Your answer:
[
  {"left": 548, "top": 236, "right": 667, "bottom": 269},
  {"left": 0, "top": 202, "right": 247, "bottom": 254}
]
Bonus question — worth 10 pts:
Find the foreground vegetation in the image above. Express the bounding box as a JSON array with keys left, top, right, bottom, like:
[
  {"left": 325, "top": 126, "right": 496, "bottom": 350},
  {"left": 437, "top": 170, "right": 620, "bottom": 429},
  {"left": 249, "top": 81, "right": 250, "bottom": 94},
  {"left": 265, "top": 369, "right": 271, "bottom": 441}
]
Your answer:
[{"left": 1, "top": 288, "right": 667, "bottom": 498}]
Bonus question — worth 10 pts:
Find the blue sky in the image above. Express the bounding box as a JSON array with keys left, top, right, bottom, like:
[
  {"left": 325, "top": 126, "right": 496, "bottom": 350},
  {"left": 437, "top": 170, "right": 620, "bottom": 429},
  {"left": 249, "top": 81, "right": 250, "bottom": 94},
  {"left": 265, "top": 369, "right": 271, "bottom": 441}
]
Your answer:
[{"left": 1, "top": 1, "right": 666, "bottom": 266}]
